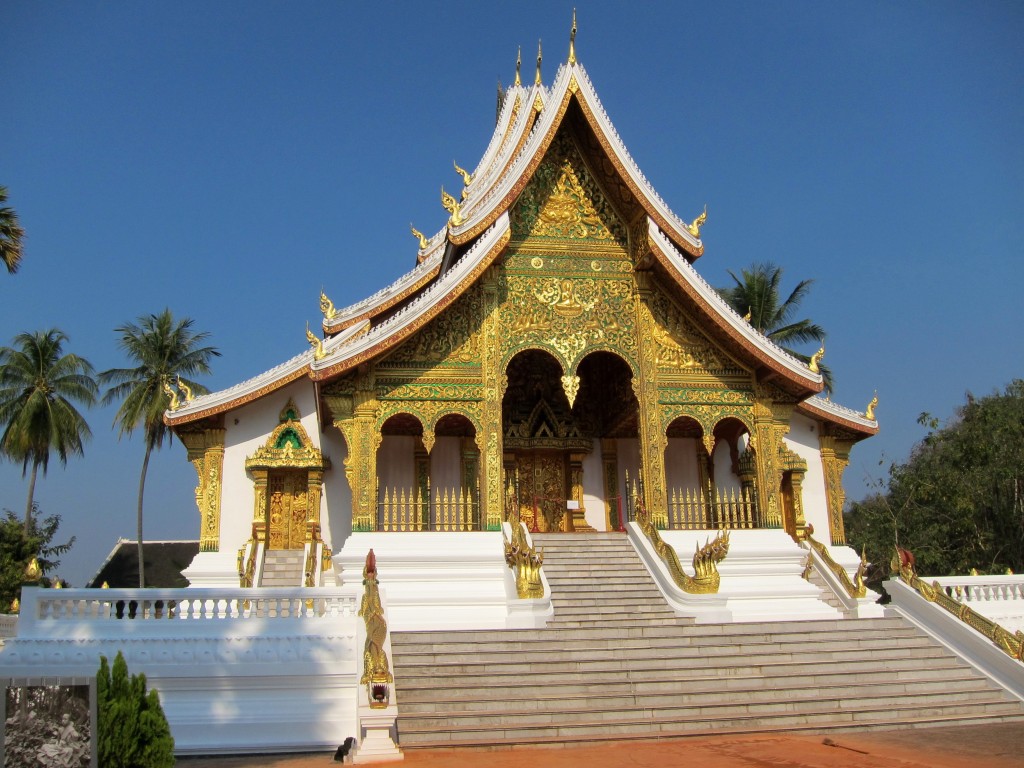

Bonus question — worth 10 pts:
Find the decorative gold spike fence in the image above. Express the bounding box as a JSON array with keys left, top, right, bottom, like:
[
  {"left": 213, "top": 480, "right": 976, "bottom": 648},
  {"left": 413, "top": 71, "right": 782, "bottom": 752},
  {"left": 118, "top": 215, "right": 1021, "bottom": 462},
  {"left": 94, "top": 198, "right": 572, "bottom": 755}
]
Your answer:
[
  {"left": 377, "top": 484, "right": 479, "bottom": 531},
  {"left": 667, "top": 486, "right": 758, "bottom": 530}
]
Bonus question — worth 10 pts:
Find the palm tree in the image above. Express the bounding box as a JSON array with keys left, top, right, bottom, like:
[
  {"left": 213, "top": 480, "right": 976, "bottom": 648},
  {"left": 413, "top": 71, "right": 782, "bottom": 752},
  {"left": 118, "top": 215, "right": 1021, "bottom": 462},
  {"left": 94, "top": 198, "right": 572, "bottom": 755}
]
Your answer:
[
  {"left": 99, "top": 310, "right": 219, "bottom": 587},
  {"left": 0, "top": 186, "right": 25, "bottom": 274},
  {"left": 0, "top": 330, "right": 98, "bottom": 526},
  {"left": 719, "top": 262, "right": 834, "bottom": 393}
]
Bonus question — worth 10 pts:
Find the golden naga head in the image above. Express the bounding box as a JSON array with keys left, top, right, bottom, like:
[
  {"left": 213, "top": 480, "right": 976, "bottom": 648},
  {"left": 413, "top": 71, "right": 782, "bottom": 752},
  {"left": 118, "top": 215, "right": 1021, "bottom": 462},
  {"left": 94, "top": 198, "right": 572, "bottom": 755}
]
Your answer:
[
  {"left": 453, "top": 161, "right": 473, "bottom": 200},
  {"left": 687, "top": 205, "right": 707, "bottom": 238},
  {"left": 865, "top": 391, "right": 879, "bottom": 421},
  {"left": 410, "top": 223, "right": 428, "bottom": 251},
  {"left": 176, "top": 376, "right": 194, "bottom": 404},
  {"left": 809, "top": 343, "right": 825, "bottom": 374},
  {"left": 161, "top": 379, "right": 180, "bottom": 411},
  {"left": 305, "top": 322, "right": 326, "bottom": 361},
  {"left": 319, "top": 290, "right": 337, "bottom": 320},
  {"left": 441, "top": 186, "right": 464, "bottom": 227}
]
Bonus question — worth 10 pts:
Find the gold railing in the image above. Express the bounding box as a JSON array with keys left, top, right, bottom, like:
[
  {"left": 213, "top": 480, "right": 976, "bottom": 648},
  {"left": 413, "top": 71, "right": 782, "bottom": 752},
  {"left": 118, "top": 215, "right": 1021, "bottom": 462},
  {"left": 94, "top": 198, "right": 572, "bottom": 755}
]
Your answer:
[
  {"left": 893, "top": 548, "right": 1024, "bottom": 663},
  {"left": 633, "top": 475, "right": 729, "bottom": 595},
  {"left": 805, "top": 527, "right": 866, "bottom": 599},
  {"left": 237, "top": 528, "right": 260, "bottom": 589},
  {"left": 377, "top": 485, "right": 477, "bottom": 531},
  {"left": 668, "top": 486, "right": 758, "bottom": 530}
]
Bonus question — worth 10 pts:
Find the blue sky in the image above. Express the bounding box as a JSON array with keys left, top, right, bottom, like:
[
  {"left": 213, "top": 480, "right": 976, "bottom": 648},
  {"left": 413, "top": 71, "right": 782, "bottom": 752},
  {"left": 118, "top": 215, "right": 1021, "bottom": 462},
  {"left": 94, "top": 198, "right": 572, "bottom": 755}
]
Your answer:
[{"left": 3, "top": 2, "right": 1022, "bottom": 586}]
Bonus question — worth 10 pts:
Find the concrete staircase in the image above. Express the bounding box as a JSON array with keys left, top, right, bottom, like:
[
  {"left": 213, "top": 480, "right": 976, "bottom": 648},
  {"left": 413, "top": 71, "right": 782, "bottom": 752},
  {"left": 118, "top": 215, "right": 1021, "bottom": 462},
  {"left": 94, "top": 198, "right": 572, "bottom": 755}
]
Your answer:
[
  {"left": 391, "top": 532, "right": 1024, "bottom": 749},
  {"left": 259, "top": 549, "right": 305, "bottom": 587}
]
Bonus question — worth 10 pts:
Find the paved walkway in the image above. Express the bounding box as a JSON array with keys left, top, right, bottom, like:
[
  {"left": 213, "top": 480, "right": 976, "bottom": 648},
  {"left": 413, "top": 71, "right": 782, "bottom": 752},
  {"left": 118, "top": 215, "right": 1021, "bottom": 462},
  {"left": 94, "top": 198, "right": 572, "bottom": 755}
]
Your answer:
[{"left": 178, "top": 723, "right": 1024, "bottom": 768}]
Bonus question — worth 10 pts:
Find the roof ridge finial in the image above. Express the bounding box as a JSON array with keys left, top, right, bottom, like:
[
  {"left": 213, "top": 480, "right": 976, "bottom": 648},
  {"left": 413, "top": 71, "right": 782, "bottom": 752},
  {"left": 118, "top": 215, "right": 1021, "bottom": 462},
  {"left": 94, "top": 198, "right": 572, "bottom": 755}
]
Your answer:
[
  {"left": 514, "top": 46, "right": 522, "bottom": 87},
  {"left": 568, "top": 9, "right": 577, "bottom": 65},
  {"left": 535, "top": 39, "right": 542, "bottom": 86}
]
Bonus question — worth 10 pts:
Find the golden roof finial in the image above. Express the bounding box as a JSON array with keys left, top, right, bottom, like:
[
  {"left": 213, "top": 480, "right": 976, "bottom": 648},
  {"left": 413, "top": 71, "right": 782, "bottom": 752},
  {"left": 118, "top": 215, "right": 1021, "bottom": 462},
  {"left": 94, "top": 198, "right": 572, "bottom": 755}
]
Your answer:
[
  {"left": 441, "top": 186, "right": 464, "bottom": 227},
  {"left": 177, "top": 376, "right": 194, "bottom": 404},
  {"left": 320, "top": 290, "right": 338, "bottom": 320},
  {"left": 535, "top": 39, "right": 543, "bottom": 85},
  {"left": 865, "top": 391, "right": 879, "bottom": 421},
  {"left": 809, "top": 343, "right": 825, "bottom": 374},
  {"left": 25, "top": 557, "right": 41, "bottom": 580},
  {"left": 161, "top": 379, "right": 180, "bottom": 411},
  {"left": 306, "top": 322, "right": 326, "bottom": 361},
  {"left": 410, "top": 223, "right": 428, "bottom": 250},
  {"left": 568, "top": 9, "right": 577, "bottom": 65},
  {"left": 101, "top": 581, "right": 110, "bottom": 589},
  {"left": 52, "top": 577, "right": 63, "bottom": 589},
  {"left": 514, "top": 46, "right": 522, "bottom": 87},
  {"left": 10, "top": 597, "right": 19, "bottom": 613},
  {"left": 742, "top": 308, "right": 752, "bottom": 322},
  {"left": 453, "top": 161, "right": 473, "bottom": 200},
  {"left": 686, "top": 204, "right": 707, "bottom": 238}
]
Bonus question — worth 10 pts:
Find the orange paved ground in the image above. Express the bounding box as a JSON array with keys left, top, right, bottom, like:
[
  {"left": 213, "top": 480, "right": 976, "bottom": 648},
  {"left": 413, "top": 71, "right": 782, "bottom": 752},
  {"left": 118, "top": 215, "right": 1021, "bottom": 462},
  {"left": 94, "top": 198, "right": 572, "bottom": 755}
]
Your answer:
[{"left": 178, "top": 722, "right": 1024, "bottom": 768}]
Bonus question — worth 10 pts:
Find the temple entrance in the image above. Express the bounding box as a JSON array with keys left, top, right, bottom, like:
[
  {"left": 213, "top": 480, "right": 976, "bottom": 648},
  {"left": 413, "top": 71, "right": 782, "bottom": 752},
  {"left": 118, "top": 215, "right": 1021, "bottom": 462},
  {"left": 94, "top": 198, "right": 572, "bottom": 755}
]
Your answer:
[
  {"left": 515, "top": 450, "right": 568, "bottom": 532},
  {"left": 267, "top": 469, "right": 309, "bottom": 549}
]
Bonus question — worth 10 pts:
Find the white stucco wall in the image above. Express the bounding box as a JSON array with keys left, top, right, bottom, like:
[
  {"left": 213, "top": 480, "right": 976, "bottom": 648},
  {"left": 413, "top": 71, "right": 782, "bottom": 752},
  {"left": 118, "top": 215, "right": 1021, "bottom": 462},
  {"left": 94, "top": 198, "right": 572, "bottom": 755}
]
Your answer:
[
  {"left": 377, "top": 435, "right": 415, "bottom": 495},
  {"left": 218, "top": 381, "right": 325, "bottom": 555},
  {"left": 581, "top": 440, "right": 607, "bottom": 530},
  {"left": 665, "top": 437, "right": 700, "bottom": 494},
  {"left": 430, "top": 436, "right": 463, "bottom": 495},
  {"left": 712, "top": 439, "right": 742, "bottom": 494},
  {"left": 784, "top": 411, "right": 830, "bottom": 539}
]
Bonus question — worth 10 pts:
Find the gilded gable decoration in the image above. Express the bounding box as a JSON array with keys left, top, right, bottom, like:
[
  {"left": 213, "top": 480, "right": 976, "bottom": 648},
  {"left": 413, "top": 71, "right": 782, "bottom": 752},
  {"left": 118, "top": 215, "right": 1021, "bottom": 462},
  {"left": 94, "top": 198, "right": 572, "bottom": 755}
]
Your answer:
[{"left": 245, "top": 399, "right": 329, "bottom": 472}]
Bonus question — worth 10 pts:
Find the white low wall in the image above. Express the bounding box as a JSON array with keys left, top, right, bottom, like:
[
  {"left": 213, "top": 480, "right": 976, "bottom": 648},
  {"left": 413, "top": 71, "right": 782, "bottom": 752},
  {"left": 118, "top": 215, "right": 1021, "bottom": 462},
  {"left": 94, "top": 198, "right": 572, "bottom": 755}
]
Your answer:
[
  {"left": 629, "top": 525, "right": 842, "bottom": 623},
  {"left": 335, "top": 532, "right": 552, "bottom": 631},
  {"left": 928, "top": 576, "right": 1024, "bottom": 634},
  {"left": 0, "top": 586, "right": 362, "bottom": 755},
  {"left": 887, "top": 578, "right": 1024, "bottom": 702}
]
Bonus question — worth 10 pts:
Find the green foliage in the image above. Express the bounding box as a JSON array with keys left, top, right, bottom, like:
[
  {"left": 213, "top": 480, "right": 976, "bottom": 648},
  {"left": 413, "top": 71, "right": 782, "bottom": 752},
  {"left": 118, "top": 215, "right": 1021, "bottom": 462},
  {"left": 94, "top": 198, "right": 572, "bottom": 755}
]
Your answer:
[
  {"left": 0, "top": 507, "right": 74, "bottom": 612},
  {"left": 718, "top": 261, "right": 834, "bottom": 393},
  {"left": 846, "top": 380, "right": 1024, "bottom": 589},
  {"left": 97, "top": 652, "right": 175, "bottom": 767},
  {"left": 99, "top": 309, "right": 219, "bottom": 587},
  {"left": 0, "top": 329, "right": 98, "bottom": 525},
  {"left": 0, "top": 184, "right": 24, "bottom": 274}
]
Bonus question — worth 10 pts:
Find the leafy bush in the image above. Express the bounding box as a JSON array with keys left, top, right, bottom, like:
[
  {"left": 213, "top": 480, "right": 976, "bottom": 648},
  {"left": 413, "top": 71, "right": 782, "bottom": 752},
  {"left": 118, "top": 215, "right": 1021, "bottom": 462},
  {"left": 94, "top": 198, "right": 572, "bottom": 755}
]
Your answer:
[{"left": 97, "top": 651, "right": 174, "bottom": 767}]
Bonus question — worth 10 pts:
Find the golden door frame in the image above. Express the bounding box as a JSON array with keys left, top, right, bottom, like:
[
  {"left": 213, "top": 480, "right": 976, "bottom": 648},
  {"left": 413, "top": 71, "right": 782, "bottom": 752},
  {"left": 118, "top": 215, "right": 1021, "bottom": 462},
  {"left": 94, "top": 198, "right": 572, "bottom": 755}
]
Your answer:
[{"left": 245, "top": 399, "right": 330, "bottom": 549}]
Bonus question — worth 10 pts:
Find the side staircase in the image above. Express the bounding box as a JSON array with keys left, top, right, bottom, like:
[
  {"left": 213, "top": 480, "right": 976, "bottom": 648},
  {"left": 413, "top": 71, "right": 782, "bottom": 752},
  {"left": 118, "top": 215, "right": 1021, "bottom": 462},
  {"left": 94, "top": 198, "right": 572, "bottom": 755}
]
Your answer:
[
  {"left": 391, "top": 532, "right": 1024, "bottom": 749},
  {"left": 260, "top": 549, "right": 305, "bottom": 587}
]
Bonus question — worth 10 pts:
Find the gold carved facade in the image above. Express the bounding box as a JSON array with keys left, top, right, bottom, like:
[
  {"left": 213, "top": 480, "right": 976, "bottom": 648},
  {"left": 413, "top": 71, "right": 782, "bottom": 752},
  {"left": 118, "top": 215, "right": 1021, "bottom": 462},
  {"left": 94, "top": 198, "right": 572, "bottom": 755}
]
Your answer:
[{"left": 320, "top": 126, "right": 812, "bottom": 536}]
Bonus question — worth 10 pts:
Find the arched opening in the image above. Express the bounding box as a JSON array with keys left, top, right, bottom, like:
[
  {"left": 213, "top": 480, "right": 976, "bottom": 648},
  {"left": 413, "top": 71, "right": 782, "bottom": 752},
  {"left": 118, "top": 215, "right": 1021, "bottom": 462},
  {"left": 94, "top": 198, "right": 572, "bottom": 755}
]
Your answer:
[
  {"left": 431, "top": 414, "right": 480, "bottom": 531},
  {"left": 664, "top": 416, "right": 707, "bottom": 529},
  {"left": 376, "top": 413, "right": 425, "bottom": 531},
  {"left": 710, "top": 417, "right": 757, "bottom": 529}
]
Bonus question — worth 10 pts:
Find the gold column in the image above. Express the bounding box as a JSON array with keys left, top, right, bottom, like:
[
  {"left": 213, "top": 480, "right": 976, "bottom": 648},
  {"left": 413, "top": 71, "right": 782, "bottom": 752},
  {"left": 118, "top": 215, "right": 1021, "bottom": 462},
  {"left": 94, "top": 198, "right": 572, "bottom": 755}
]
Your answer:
[
  {"left": 250, "top": 468, "right": 269, "bottom": 543},
  {"left": 305, "top": 468, "right": 325, "bottom": 542},
  {"left": 325, "top": 387, "right": 380, "bottom": 532},
  {"left": 788, "top": 468, "right": 808, "bottom": 541},
  {"left": 751, "top": 397, "right": 792, "bottom": 529},
  {"left": 461, "top": 437, "right": 480, "bottom": 530},
  {"left": 697, "top": 439, "right": 715, "bottom": 528},
  {"left": 632, "top": 271, "right": 669, "bottom": 521},
  {"left": 567, "top": 452, "right": 594, "bottom": 532},
  {"left": 415, "top": 442, "right": 430, "bottom": 530},
  {"left": 819, "top": 435, "right": 854, "bottom": 545},
  {"left": 180, "top": 427, "right": 226, "bottom": 552},
  {"left": 480, "top": 266, "right": 504, "bottom": 529}
]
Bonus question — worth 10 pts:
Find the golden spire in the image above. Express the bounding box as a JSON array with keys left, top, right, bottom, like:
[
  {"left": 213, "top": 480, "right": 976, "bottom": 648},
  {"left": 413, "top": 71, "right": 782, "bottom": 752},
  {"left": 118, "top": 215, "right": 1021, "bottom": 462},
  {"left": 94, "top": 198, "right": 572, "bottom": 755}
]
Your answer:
[
  {"left": 809, "top": 343, "right": 825, "bottom": 374},
  {"left": 306, "top": 322, "right": 326, "bottom": 361},
  {"left": 865, "top": 391, "right": 879, "bottom": 421},
  {"left": 686, "top": 205, "right": 707, "bottom": 237},
  {"left": 568, "top": 9, "right": 577, "bottom": 65},
  {"left": 410, "top": 223, "right": 428, "bottom": 250},
  {"left": 514, "top": 46, "right": 522, "bottom": 87},
  {"left": 535, "top": 40, "right": 543, "bottom": 85}
]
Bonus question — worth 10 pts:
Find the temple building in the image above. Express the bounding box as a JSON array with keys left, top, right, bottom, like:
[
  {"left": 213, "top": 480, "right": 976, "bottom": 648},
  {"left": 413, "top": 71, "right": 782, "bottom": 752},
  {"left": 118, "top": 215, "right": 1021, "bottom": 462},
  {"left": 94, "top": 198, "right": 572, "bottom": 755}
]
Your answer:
[{"left": 164, "top": 37, "right": 878, "bottom": 618}]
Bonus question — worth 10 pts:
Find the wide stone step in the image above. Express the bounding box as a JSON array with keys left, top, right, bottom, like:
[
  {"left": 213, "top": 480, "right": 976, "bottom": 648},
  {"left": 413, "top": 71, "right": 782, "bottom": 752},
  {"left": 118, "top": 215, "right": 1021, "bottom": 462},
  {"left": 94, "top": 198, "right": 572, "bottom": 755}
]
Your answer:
[
  {"left": 395, "top": 657, "right": 974, "bottom": 699},
  {"left": 397, "top": 704, "right": 1024, "bottom": 748}
]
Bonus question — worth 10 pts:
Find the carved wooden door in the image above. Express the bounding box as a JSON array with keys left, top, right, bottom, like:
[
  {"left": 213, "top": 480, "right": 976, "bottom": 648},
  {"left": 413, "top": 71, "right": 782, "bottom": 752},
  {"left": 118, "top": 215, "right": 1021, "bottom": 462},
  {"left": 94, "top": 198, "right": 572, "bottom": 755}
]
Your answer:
[
  {"left": 515, "top": 452, "right": 567, "bottom": 532},
  {"left": 267, "top": 469, "right": 309, "bottom": 549}
]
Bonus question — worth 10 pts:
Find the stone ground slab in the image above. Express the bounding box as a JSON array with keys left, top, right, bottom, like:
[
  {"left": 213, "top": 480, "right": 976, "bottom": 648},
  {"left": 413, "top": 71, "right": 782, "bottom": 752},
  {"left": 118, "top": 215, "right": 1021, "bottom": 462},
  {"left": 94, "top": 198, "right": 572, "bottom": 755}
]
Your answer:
[{"left": 178, "top": 722, "right": 1023, "bottom": 768}]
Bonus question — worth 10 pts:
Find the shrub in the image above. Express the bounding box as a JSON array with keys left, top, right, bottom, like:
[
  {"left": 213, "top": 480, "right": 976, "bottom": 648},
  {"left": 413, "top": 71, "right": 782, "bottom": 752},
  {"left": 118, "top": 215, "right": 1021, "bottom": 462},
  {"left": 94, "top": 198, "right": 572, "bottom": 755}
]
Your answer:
[{"left": 96, "top": 651, "right": 174, "bottom": 767}]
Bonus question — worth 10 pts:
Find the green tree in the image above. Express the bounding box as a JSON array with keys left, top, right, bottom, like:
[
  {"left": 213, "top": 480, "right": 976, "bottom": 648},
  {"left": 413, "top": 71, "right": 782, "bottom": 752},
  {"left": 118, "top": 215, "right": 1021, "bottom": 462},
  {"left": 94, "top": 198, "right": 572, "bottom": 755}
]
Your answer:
[
  {"left": 100, "top": 310, "right": 219, "bottom": 587},
  {"left": 0, "top": 185, "right": 24, "bottom": 274},
  {"left": 845, "top": 380, "right": 1024, "bottom": 590},
  {"left": 0, "top": 507, "right": 74, "bottom": 612},
  {"left": 97, "top": 651, "right": 174, "bottom": 767},
  {"left": 718, "top": 261, "right": 833, "bottom": 393},
  {"left": 0, "top": 329, "right": 98, "bottom": 526}
]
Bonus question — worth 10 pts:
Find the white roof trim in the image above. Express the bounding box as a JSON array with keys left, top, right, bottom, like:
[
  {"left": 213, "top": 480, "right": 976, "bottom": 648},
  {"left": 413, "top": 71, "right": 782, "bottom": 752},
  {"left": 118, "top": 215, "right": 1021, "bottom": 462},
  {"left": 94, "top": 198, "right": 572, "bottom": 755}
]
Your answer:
[
  {"left": 312, "top": 213, "right": 511, "bottom": 373},
  {"left": 648, "top": 221, "right": 823, "bottom": 385},
  {"left": 804, "top": 395, "right": 878, "bottom": 428}
]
